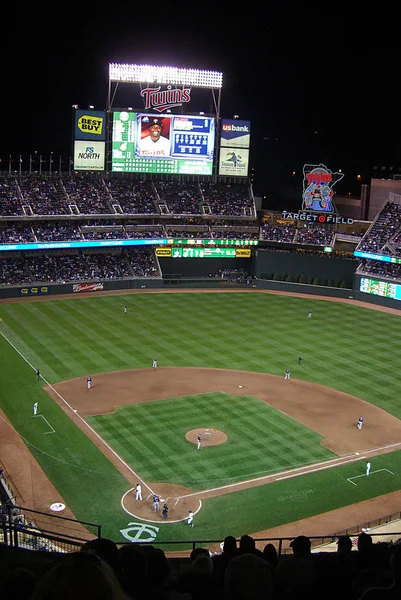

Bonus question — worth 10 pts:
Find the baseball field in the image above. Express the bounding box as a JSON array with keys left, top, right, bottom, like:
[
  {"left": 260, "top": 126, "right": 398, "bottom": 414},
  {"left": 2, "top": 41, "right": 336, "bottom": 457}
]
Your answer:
[{"left": 0, "top": 289, "right": 400, "bottom": 548}]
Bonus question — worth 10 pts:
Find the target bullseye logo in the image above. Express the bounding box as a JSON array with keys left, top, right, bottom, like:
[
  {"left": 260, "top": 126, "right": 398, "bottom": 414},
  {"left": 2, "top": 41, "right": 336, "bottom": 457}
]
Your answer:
[{"left": 318, "top": 215, "right": 326, "bottom": 223}]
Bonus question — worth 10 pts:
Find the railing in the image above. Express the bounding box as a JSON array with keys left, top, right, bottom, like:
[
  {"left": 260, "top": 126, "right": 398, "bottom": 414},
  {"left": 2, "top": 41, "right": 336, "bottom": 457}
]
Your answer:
[{"left": 1, "top": 503, "right": 400, "bottom": 557}]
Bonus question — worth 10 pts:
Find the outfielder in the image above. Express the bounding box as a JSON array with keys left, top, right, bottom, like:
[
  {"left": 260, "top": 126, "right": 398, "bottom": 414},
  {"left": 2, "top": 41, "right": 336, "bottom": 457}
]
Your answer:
[{"left": 33, "top": 402, "right": 38, "bottom": 416}]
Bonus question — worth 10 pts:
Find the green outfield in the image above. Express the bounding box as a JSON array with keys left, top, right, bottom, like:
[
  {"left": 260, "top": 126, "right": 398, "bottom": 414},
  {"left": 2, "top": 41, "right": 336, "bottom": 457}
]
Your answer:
[{"left": 0, "top": 291, "right": 400, "bottom": 545}]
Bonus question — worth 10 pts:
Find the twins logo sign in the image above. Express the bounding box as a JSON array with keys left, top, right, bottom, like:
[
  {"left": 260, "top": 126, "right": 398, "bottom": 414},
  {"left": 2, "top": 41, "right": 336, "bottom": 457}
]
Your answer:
[
  {"left": 302, "top": 163, "right": 344, "bottom": 213},
  {"left": 120, "top": 522, "right": 159, "bottom": 542}
]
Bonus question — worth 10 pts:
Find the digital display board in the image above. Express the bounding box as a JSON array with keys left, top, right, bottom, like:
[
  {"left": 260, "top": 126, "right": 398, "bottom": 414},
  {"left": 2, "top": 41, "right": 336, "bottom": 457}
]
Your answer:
[
  {"left": 170, "top": 247, "right": 251, "bottom": 258},
  {"left": 168, "top": 239, "right": 258, "bottom": 246},
  {"left": 112, "top": 111, "right": 215, "bottom": 174},
  {"left": 359, "top": 277, "right": 401, "bottom": 300}
]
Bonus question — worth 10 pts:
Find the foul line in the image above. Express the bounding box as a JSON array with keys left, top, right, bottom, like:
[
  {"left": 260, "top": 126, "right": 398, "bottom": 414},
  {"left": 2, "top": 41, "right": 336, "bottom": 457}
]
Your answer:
[
  {"left": 33, "top": 414, "right": 55, "bottom": 434},
  {"left": 0, "top": 330, "right": 155, "bottom": 496}
]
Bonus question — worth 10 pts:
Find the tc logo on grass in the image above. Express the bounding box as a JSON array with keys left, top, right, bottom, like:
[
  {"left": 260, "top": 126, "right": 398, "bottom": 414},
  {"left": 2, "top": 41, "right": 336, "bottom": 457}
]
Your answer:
[{"left": 120, "top": 522, "right": 159, "bottom": 542}]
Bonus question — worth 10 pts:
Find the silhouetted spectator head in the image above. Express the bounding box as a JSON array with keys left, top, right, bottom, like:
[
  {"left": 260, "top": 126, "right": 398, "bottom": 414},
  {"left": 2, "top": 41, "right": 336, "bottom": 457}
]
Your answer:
[
  {"left": 118, "top": 544, "right": 147, "bottom": 597},
  {"left": 225, "top": 552, "right": 272, "bottom": 600},
  {"left": 223, "top": 535, "right": 238, "bottom": 555},
  {"left": 358, "top": 532, "right": 373, "bottom": 552},
  {"left": 337, "top": 535, "right": 353, "bottom": 554},
  {"left": 190, "top": 550, "right": 213, "bottom": 577},
  {"left": 290, "top": 535, "right": 312, "bottom": 557},
  {"left": 30, "top": 551, "right": 129, "bottom": 600},
  {"left": 239, "top": 534, "right": 256, "bottom": 554},
  {"left": 262, "top": 543, "right": 279, "bottom": 569},
  {"left": 81, "top": 537, "right": 121, "bottom": 578},
  {"left": 3, "top": 566, "right": 37, "bottom": 600}
]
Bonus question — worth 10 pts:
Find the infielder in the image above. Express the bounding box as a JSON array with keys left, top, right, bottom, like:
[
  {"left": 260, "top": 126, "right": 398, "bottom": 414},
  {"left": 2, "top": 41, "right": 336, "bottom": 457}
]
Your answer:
[
  {"left": 285, "top": 369, "right": 291, "bottom": 380},
  {"left": 197, "top": 434, "right": 201, "bottom": 450},
  {"left": 357, "top": 416, "right": 364, "bottom": 430},
  {"left": 135, "top": 483, "right": 142, "bottom": 501},
  {"left": 87, "top": 376, "right": 92, "bottom": 390},
  {"left": 152, "top": 357, "right": 157, "bottom": 368},
  {"left": 188, "top": 510, "right": 194, "bottom": 527},
  {"left": 33, "top": 402, "right": 38, "bottom": 416}
]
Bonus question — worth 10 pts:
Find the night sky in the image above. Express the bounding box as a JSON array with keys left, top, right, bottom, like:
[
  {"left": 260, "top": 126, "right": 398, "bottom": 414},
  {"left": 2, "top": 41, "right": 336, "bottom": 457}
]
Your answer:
[{"left": 1, "top": 3, "right": 400, "bottom": 206}]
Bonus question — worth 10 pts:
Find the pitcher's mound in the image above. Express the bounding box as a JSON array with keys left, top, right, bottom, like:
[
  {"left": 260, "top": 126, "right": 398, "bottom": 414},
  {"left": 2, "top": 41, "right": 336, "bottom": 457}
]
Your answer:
[{"left": 186, "top": 428, "right": 227, "bottom": 446}]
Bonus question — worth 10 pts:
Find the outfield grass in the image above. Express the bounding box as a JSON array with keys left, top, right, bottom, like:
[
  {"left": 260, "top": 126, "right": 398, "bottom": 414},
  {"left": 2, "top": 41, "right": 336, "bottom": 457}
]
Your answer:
[{"left": 0, "top": 291, "right": 400, "bottom": 544}]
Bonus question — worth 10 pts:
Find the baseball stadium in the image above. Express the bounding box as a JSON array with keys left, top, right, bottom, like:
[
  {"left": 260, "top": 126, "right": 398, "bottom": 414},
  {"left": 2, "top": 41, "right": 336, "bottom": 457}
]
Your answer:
[{"left": 1, "top": 63, "right": 401, "bottom": 594}]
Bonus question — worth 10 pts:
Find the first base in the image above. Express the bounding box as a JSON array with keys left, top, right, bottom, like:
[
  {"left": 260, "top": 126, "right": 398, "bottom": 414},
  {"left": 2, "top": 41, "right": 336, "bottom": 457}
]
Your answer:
[{"left": 238, "top": 385, "right": 243, "bottom": 388}]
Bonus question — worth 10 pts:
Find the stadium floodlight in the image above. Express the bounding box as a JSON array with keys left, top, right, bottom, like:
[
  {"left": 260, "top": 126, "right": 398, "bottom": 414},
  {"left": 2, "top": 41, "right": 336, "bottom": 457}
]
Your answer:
[{"left": 109, "top": 63, "right": 223, "bottom": 89}]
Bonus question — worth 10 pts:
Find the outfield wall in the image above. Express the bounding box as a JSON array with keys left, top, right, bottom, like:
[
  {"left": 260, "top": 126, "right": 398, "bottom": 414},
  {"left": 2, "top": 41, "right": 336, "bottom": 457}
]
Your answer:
[{"left": 254, "top": 249, "right": 358, "bottom": 287}]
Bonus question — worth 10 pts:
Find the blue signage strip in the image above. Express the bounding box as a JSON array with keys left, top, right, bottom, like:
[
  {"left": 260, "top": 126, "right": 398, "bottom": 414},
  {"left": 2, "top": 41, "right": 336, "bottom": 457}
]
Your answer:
[{"left": 0, "top": 239, "right": 168, "bottom": 252}]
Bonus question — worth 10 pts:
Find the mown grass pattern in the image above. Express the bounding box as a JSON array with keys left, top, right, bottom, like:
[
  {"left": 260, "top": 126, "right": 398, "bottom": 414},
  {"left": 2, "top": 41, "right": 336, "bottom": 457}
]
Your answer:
[
  {"left": 0, "top": 292, "right": 401, "bottom": 543},
  {"left": 87, "top": 393, "right": 335, "bottom": 489}
]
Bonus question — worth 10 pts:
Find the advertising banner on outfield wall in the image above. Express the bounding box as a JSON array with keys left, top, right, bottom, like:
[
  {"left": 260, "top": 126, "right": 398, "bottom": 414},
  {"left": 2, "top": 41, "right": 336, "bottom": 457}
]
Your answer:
[
  {"left": 74, "top": 109, "right": 106, "bottom": 141},
  {"left": 73, "top": 283, "right": 104, "bottom": 293},
  {"left": 19, "top": 286, "right": 50, "bottom": 296},
  {"left": 218, "top": 147, "right": 249, "bottom": 177},
  {"left": 74, "top": 141, "right": 105, "bottom": 171},
  {"left": 220, "top": 119, "right": 251, "bottom": 148}
]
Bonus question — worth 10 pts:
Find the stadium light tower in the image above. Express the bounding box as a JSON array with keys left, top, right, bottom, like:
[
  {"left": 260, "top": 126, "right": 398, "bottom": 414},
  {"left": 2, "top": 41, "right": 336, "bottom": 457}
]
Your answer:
[{"left": 107, "top": 62, "right": 223, "bottom": 117}]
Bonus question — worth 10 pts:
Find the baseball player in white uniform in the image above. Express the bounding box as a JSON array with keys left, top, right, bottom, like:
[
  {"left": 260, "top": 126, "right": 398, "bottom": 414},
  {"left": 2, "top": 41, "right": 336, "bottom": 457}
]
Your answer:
[
  {"left": 135, "top": 483, "right": 142, "bottom": 501},
  {"left": 188, "top": 510, "right": 194, "bottom": 527},
  {"left": 33, "top": 402, "right": 38, "bottom": 416},
  {"left": 366, "top": 461, "right": 371, "bottom": 476}
]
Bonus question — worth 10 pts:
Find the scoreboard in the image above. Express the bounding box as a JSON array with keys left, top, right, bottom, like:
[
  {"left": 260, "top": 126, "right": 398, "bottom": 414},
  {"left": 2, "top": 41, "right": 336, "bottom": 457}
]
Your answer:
[
  {"left": 359, "top": 277, "right": 401, "bottom": 300},
  {"left": 111, "top": 111, "right": 215, "bottom": 175}
]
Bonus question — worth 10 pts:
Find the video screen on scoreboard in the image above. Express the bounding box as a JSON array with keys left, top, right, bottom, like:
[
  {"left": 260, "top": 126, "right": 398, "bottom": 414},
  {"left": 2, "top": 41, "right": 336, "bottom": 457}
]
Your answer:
[
  {"left": 112, "top": 111, "right": 215, "bottom": 175},
  {"left": 359, "top": 277, "right": 401, "bottom": 300}
]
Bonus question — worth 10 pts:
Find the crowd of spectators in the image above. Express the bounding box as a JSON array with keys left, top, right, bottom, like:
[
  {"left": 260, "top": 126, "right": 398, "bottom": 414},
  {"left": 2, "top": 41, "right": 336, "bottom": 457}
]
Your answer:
[
  {"left": 200, "top": 182, "right": 255, "bottom": 216},
  {"left": 18, "top": 177, "right": 70, "bottom": 215},
  {"left": 106, "top": 179, "right": 157, "bottom": 214},
  {"left": 357, "top": 259, "right": 401, "bottom": 280},
  {"left": 356, "top": 202, "right": 401, "bottom": 255},
  {"left": 0, "top": 175, "right": 257, "bottom": 218},
  {"left": 296, "top": 225, "right": 334, "bottom": 246},
  {"left": 0, "top": 248, "right": 161, "bottom": 285},
  {"left": 155, "top": 181, "right": 203, "bottom": 214},
  {"left": 3, "top": 531, "right": 401, "bottom": 600},
  {"left": 261, "top": 222, "right": 297, "bottom": 243}
]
